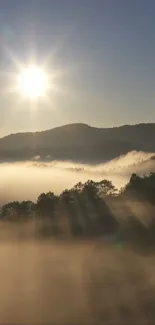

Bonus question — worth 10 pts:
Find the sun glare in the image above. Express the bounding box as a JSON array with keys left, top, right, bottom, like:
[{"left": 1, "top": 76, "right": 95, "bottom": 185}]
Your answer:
[{"left": 18, "top": 66, "right": 48, "bottom": 99}]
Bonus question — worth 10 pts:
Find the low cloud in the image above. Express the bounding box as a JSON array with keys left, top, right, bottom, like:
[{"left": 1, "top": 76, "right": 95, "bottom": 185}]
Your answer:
[{"left": 0, "top": 150, "right": 155, "bottom": 204}]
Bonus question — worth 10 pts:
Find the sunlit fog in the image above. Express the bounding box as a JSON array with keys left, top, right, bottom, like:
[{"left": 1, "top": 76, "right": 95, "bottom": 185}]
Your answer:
[{"left": 0, "top": 150, "right": 154, "bottom": 204}]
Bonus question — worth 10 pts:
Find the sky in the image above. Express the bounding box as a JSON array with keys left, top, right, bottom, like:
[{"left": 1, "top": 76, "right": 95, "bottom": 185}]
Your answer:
[{"left": 0, "top": 0, "right": 155, "bottom": 136}]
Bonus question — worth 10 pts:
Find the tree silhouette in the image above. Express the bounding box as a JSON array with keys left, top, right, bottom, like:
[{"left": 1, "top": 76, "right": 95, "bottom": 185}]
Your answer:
[
  {"left": 60, "top": 189, "right": 83, "bottom": 236},
  {"left": 71, "top": 180, "right": 118, "bottom": 236},
  {"left": 1, "top": 200, "right": 35, "bottom": 221},
  {"left": 36, "top": 192, "right": 58, "bottom": 218},
  {"left": 123, "top": 173, "right": 155, "bottom": 205},
  {"left": 1, "top": 174, "right": 155, "bottom": 247}
]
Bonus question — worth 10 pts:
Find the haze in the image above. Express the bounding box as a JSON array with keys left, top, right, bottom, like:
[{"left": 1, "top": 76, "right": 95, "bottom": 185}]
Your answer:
[
  {"left": 0, "top": 150, "right": 154, "bottom": 204},
  {"left": 0, "top": 241, "right": 155, "bottom": 325}
]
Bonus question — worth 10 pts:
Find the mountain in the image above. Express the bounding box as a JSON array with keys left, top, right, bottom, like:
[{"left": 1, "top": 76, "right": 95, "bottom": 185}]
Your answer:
[{"left": 0, "top": 123, "right": 155, "bottom": 163}]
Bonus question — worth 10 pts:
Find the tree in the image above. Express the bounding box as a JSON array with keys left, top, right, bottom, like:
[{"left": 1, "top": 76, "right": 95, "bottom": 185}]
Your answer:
[
  {"left": 123, "top": 173, "right": 155, "bottom": 205},
  {"left": 60, "top": 189, "right": 83, "bottom": 236},
  {"left": 36, "top": 192, "right": 59, "bottom": 218},
  {"left": 18, "top": 201, "right": 35, "bottom": 219},
  {"left": 1, "top": 200, "right": 35, "bottom": 221},
  {"left": 73, "top": 179, "right": 118, "bottom": 236},
  {"left": 73, "top": 179, "right": 117, "bottom": 197},
  {"left": 97, "top": 179, "right": 117, "bottom": 197}
]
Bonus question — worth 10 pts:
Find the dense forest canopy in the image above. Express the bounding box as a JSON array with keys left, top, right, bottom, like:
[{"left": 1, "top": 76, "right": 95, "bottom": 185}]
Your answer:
[{"left": 1, "top": 172, "right": 155, "bottom": 246}]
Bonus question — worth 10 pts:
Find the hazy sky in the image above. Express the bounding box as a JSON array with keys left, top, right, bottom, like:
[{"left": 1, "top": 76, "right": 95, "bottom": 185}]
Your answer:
[{"left": 0, "top": 0, "right": 155, "bottom": 136}]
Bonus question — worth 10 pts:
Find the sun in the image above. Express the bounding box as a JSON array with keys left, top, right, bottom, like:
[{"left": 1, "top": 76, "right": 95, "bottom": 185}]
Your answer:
[{"left": 18, "top": 66, "right": 48, "bottom": 99}]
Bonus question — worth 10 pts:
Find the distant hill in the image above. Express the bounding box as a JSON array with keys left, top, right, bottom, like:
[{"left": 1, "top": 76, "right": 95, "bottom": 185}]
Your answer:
[{"left": 0, "top": 123, "right": 155, "bottom": 163}]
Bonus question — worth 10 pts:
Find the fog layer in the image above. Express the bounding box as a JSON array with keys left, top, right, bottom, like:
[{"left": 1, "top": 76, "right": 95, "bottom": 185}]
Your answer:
[
  {"left": 0, "top": 150, "right": 155, "bottom": 204},
  {"left": 0, "top": 241, "right": 154, "bottom": 325}
]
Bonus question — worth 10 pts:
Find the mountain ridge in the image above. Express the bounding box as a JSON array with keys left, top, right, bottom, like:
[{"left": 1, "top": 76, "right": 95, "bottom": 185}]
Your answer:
[
  {"left": 0, "top": 122, "right": 155, "bottom": 163},
  {"left": 1, "top": 122, "right": 155, "bottom": 139}
]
